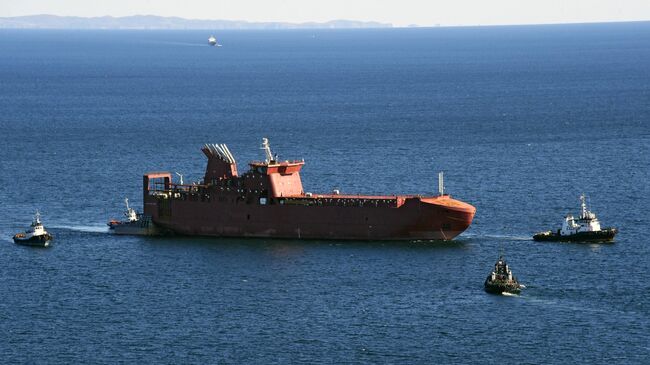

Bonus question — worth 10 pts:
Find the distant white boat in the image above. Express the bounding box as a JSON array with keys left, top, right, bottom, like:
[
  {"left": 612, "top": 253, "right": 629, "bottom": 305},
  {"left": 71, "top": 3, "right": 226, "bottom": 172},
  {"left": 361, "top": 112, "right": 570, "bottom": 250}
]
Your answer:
[{"left": 208, "top": 35, "right": 221, "bottom": 47}]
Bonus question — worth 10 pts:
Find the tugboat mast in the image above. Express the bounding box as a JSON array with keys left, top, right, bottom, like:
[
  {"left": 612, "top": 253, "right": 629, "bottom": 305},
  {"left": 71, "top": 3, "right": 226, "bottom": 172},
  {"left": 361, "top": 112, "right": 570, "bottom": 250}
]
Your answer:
[
  {"left": 33, "top": 210, "right": 41, "bottom": 226},
  {"left": 580, "top": 193, "right": 589, "bottom": 219}
]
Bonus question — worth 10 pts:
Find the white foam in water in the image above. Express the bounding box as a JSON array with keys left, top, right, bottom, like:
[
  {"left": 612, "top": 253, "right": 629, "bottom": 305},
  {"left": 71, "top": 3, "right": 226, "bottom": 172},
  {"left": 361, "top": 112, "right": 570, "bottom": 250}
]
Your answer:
[
  {"left": 488, "top": 234, "right": 530, "bottom": 241},
  {"left": 466, "top": 233, "right": 531, "bottom": 241},
  {"left": 501, "top": 292, "right": 519, "bottom": 297},
  {"left": 50, "top": 225, "right": 109, "bottom": 233},
  {"left": 150, "top": 41, "right": 208, "bottom": 47}
]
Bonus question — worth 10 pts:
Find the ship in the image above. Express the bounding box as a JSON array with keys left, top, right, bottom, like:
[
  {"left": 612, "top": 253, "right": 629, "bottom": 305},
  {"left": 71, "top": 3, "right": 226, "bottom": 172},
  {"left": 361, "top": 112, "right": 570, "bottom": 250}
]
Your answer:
[
  {"left": 533, "top": 194, "right": 617, "bottom": 242},
  {"left": 141, "top": 138, "right": 476, "bottom": 241},
  {"left": 108, "top": 197, "right": 160, "bottom": 236},
  {"left": 208, "top": 35, "right": 221, "bottom": 47},
  {"left": 484, "top": 255, "right": 524, "bottom": 295},
  {"left": 13, "top": 211, "right": 53, "bottom": 247}
]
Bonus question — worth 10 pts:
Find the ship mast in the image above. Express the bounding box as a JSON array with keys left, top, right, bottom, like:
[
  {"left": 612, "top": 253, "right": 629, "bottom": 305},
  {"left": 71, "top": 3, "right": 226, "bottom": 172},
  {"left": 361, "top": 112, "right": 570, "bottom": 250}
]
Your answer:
[
  {"left": 33, "top": 210, "right": 41, "bottom": 225},
  {"left": 261, "top": 138, "right": 274, "bottom": 163},
  {"left": 580, "top": 193, "right": 588, "bottom": 219}
]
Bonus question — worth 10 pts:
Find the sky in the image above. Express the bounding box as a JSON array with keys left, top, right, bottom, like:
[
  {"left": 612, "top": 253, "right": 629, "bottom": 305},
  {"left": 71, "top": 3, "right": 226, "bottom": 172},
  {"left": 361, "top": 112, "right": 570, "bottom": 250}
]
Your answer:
[{"left": 1, "top": 0, "right": 649, "bottom": 27}]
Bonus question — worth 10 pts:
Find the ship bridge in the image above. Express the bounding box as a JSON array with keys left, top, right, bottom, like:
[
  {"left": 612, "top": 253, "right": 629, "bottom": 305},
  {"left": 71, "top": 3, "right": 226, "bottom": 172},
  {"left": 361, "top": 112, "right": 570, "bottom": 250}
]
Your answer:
[{"left": 245, "top": 138, "right": 305, "bottom": 198}]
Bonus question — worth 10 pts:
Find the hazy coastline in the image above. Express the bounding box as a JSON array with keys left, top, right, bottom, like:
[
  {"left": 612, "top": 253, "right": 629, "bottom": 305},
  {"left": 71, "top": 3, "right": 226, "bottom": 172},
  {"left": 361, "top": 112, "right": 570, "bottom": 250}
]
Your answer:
[{"left": 0, "top": 14, "right": 392, "bottom": 30}]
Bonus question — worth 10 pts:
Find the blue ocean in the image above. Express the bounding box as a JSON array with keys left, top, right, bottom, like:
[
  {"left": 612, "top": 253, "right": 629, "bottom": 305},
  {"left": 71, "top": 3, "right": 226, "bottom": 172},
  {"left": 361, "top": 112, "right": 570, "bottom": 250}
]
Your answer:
[{"left": 0, "top": 22, "right": 649, "bottom": 363}]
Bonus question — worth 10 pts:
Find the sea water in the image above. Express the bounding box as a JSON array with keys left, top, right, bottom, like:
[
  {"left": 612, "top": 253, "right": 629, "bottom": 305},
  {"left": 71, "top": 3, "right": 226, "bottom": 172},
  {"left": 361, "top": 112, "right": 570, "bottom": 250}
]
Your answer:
[{"left": 0, "top": 23, "right": 649, "bottom": 363}]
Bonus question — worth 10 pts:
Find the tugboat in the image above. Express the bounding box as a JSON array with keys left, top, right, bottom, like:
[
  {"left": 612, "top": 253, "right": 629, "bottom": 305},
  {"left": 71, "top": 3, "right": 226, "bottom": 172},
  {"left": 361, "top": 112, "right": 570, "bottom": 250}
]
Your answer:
[
  {"left": 484, "top": 255, "right": 524, "bottom": 295},
  {"left": 13, "top": 211, "right": 53, "bottom": 247},
  {"left": 533, "top": 194, "right": 617, "bottom": 242},
  {"left": 107, "top": 198, "right": 160, "bottom": 236},
  {"left": 108, "top": 198, "right": 138, "bottom": 229}
]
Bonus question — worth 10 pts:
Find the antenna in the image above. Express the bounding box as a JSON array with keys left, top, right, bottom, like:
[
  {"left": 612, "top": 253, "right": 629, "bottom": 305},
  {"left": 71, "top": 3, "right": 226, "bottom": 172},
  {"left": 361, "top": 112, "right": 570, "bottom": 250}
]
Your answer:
[
  {"left": 175, "top": 172, "right": 184, "bottom": 185},
  {"left": 261, "top": 138, "right": 274, "bottom": 163},
  {"left": 438, "top": 171, "right": 444, "bottom": 196}
]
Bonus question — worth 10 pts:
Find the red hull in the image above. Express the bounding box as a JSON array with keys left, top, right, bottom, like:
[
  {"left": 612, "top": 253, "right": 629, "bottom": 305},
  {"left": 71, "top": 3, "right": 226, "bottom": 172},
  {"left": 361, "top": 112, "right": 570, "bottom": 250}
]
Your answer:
[
  {"left": 142, "top": 140, "right": 476, "bottom": 241},
  {"left": 145, "top": 194, "right": 475, "bottom": 241}
]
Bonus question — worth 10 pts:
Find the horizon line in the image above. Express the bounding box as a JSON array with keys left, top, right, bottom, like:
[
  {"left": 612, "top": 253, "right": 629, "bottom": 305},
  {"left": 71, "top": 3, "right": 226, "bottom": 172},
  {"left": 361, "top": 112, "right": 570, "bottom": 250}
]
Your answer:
[{"left": 0, "top": 14, "right": 649, "bottom": 30}]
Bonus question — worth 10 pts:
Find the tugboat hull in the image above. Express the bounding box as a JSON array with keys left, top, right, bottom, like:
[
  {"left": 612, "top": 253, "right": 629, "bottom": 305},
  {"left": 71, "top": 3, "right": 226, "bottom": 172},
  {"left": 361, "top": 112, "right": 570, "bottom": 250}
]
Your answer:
[
  {"left": 484, "top": 278, "right": 521, "bottom": 295},
  {"left": 533, "top": 228, "right": 617, "bottom": 242},
  {"left": 109, "top": 216, "right": 161, "bottom": 236},
  {"left": 13, "top": 234, "right": 53, "bottom": 247},
  {"left": 484, "top": 284, "right": 521, "bottom": 295}
]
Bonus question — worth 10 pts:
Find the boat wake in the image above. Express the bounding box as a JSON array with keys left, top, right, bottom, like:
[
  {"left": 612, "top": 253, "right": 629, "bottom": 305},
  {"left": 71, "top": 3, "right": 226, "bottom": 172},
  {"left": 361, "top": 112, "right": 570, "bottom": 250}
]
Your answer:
[
  {"left": 152, "top": 41, "right": 208, "bottom": 47},
  {"left": 465, "top": 233, "right": 531, "bottom": 241},
  {"left": 50, "top": 224, "right": 108, "bottom": 233},
  {"left": 501, "top": 292, "right": 519, "bottom": 297}
]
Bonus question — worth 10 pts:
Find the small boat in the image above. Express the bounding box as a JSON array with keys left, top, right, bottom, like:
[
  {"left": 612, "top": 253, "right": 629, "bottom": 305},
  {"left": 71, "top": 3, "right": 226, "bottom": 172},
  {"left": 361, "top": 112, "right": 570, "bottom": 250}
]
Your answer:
[
  {"left": 533, "top": 194, "right": 617, "bottom": 242},
  {"left": 108, "top": 198, "right": 160, "bottom": 236},
  {"left": 208, "top": 35, "right": 221, "bottom": 46},
  {"left": 108, "top": 197, "right": 139, "bottom": 229},
  {"left": 484, "top": 255, "right": 523, "bottom": 295},
  {"left": 13, "top": 211, "right": 53, "bottom": 247}
]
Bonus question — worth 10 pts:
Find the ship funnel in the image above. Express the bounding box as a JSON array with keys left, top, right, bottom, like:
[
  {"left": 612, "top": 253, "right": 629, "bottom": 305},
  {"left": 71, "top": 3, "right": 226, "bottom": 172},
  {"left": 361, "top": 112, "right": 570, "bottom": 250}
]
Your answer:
[
  {"left": 203, "top": 143, "right": 236, "bottom": 164},
  {"left": 201, "top": 143, "right": 238, "bottom": 180},
  {"left": 438, "top": 171, "right": 444, "bottom": 196}
]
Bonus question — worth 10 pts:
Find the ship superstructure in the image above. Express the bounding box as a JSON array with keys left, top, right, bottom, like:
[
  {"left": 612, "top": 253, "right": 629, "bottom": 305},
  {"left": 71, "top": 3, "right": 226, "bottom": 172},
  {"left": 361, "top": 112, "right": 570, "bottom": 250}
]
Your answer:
[
  {"left": 142, "top": 138, "right": 476, "bottom": 240},
  {"left": 560, "top": 194, "right": 602, "bottom": 235}
]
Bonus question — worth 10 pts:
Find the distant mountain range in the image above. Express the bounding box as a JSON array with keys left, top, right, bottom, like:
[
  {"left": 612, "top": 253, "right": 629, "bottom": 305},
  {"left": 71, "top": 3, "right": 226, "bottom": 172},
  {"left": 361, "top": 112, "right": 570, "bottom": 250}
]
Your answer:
[{"left": 0, "top": 15, "right": 392, "bottom": 29}]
